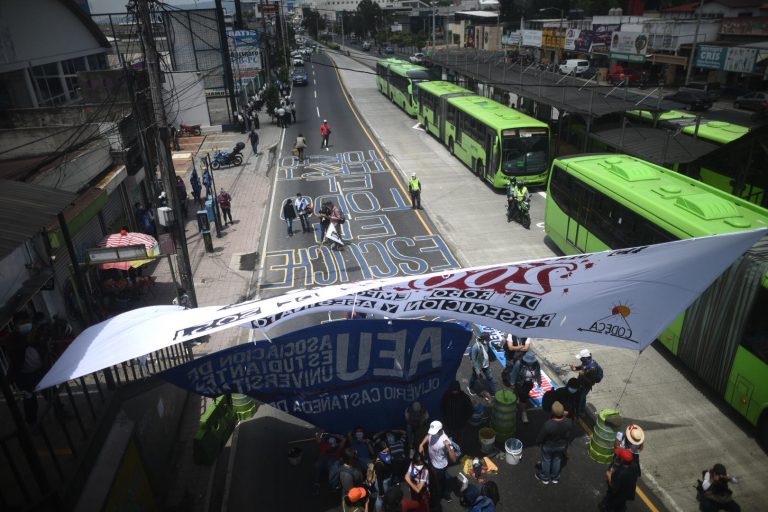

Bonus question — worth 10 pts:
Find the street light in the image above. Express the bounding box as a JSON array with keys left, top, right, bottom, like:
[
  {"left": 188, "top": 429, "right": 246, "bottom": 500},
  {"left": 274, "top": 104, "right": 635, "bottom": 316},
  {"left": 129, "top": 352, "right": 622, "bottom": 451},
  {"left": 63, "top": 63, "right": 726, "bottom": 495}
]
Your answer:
[{"left": 539, "top": 7, "right": 564, "bottom": 64}]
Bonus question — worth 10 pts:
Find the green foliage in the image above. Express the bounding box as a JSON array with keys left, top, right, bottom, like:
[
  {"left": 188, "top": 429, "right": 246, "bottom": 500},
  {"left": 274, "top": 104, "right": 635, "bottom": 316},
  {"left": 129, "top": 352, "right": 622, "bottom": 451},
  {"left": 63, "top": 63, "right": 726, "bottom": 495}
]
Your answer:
[
  {"left": 301, "top": 8, "right": 326, "bottom": 39},
  {"left": 278, "top": 65, "right": 290, "bottom": 83},
  {"left": 356, "top": 0, "right": 385, "bottom": 37},
  {"left": 263, "top": 84, "right": 280, "bottom": 115}
]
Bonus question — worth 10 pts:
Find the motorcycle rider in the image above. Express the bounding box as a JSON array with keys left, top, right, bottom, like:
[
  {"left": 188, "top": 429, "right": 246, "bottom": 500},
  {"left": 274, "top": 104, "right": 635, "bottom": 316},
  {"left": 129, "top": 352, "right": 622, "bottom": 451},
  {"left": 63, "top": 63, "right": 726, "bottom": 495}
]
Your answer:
[{"left": 507, "top": 178, "right": 530, "bottom": 222}]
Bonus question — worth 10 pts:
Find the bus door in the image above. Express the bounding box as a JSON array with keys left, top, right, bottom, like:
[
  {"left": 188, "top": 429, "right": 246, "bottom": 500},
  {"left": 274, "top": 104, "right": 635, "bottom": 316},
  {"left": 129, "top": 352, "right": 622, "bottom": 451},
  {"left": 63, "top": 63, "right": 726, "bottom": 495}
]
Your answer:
[
  {"left": 438, "top": 98, "right": 446, "bottom": 141},
  {"left": 483, "top": 130, "right": 496, "bottom": 180},
  {"left": 565, "top": 180, "right": 591, "bottom": 251}
]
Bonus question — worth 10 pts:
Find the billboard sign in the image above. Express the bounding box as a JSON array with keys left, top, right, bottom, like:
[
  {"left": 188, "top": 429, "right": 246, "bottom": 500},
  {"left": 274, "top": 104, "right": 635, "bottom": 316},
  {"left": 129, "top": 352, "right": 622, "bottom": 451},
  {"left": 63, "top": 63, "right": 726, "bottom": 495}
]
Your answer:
[
  {"left": 610, "top": 31, "right": 649, "bottom": 62},
  {"left": 522, "top": 29, "right": 542, "bottom": 48},
  {"left": 591, "top": 24, "right": 620, "bottom": 52},
  {"left": 228, "top": 30, "right": 262, "bottom": 78},
  {"left": 565, "top": 29, "right": 594, "bottom": 52},
  {"left": 696, "top": 45, "right": 758, "bottom": 74}
]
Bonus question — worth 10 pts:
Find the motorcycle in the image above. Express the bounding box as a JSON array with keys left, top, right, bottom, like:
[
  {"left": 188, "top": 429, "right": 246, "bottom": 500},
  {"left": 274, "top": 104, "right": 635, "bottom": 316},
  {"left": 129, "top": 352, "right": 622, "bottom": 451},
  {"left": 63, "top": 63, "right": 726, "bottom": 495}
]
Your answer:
[
  {"left": 179, "top": 123, "right": 202, "bottom": 136},
  {"left": 506, "top": 194, "right": 531, "bottom": 229},
  {"left": 210, "top": 142, "right": 245, "bottom": 169}
]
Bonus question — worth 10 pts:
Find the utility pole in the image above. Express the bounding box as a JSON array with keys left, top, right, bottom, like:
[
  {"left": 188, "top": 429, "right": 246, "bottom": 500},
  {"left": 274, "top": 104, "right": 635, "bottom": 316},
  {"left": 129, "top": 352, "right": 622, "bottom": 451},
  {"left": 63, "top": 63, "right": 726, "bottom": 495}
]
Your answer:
[
  {"left": 134, "top": 0, "right": 198, "bottom": 307},
  {"left": 685, "top": 0, "right": 705, "bottom": 85},
  {"left": 260, "top": 0, "right": 272, "bottom": 79},
  {"left": 234, "top": 0, "right": 243, "bottom": 29},
  {"left": 215, "top": 0, "right": 239, "bottom": 120}
]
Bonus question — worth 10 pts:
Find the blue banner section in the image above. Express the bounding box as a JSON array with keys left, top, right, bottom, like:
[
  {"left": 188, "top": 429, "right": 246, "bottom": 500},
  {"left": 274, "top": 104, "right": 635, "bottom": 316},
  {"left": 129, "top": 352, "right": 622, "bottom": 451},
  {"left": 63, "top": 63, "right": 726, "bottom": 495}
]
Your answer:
[{"left": 160, "top": 320, "right": 473, "bottom": 433}]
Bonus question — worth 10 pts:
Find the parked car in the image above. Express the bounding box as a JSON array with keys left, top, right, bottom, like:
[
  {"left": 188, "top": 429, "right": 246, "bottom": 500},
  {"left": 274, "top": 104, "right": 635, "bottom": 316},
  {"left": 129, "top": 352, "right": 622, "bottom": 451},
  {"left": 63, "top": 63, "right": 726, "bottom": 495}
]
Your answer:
[
  {"left": 734, "top": 91, "right": 768, "bottom": 111},
  {"left": 383, "top": 46, "right": 394, "bottom": 55},
  {"left": 664, "top": 90, "right": 713, "bottom": 111},
  {"left": 607, "top": 66, "right": 643, "bottom": 85},
  {"left": 680, "top": 81, "right": 721, "bottom": 101},
  {"left": 291, "top": 70, "right": 308, "bottom": 86},
  {"left": 362, "top": 41, "right": 371, "bottom": 51},
  {"left": 558, "top": 59, "right": 590, "bottom": 76},
  {"left": 410, "top": 52, "right": 425, "bottom": 64}
]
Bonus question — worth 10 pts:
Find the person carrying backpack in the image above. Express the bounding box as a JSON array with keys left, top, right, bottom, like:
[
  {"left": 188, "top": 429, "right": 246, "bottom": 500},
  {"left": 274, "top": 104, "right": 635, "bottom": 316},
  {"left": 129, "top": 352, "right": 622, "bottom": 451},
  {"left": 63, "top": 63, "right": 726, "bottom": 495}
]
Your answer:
[
  {"left": 570, "top": 348, "right": 603, "bottom": 417},
  {"left": 330, "top": 447, "right": 364, "bottom": 497},
  {"left": 514, "top": 351, "right": 542, "bottom": 423},
  {"left": 465, "top": 481, "right": 500, "bottom": 511}
]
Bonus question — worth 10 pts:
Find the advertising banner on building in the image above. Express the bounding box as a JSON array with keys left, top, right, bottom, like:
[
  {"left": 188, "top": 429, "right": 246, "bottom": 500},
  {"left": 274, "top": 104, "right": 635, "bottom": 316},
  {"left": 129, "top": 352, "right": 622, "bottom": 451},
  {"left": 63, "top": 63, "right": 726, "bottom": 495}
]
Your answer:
[
  {"left": 565, "top": 29, "right": 594, "bottom": 52},
  {"left": 36, "top": 229, "right": 766, "bottom": 391},
  {"left": 522, "top": 29, "right": 542, "bottom": 48},
  {"left": 160, "top": 320, "right": 472, "bottom": 433},
  {"left": 720, "top": 16, "right": 768, "bottom": 37},
  {"left": 696, "top": 45, "right": 758, "bottom": 74},
  {"left": 591, "top": 24, "right": 620, "bottom": 52},
  {"left": 723, "top": 46, "right": 758, "bottom": 73},
  {"left": 227, "top": 30, "right": 262, "bottom": 78},
  {"left": 504, "top": 31, "right": 522, "bottom": 46},
  {"left": 543, "top": 28, "right": 564, "bottom": 49},
  {"left": 610, "top": 31, "right": 649, "bottom": 62}
]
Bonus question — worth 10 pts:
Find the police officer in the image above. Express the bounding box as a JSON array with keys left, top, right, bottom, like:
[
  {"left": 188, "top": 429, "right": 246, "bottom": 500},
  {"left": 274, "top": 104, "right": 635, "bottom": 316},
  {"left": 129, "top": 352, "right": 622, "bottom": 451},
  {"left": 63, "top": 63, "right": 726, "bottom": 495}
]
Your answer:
[{"left": 408, "top": 172, "right": 422, "bottom": 209}]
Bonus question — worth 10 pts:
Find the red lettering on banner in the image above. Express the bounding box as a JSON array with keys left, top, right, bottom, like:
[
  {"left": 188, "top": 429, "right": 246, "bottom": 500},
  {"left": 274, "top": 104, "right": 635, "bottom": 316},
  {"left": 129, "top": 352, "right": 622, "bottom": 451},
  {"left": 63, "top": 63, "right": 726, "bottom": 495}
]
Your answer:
[{"left": 394, "top": 260, "right": 590, "bottom": 296}]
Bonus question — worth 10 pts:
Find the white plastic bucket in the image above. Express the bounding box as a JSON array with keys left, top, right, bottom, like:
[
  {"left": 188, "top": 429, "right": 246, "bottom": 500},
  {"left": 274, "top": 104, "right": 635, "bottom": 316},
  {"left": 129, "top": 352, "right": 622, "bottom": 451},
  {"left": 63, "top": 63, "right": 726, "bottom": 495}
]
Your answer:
[
  {"left": 505, "top": 438, "right": 523, "bottom": 465},
  {"left": 479, "top": 427, "right": 496, "bottom": 454}
]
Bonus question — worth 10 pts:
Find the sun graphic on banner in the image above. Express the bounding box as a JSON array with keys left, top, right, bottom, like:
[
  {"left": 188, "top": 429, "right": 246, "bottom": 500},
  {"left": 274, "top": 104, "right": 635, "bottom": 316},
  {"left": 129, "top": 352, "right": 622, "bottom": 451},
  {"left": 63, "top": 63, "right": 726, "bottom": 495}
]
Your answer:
[{"left": 611, "top": 304, "right": 631, "bottom": 317}]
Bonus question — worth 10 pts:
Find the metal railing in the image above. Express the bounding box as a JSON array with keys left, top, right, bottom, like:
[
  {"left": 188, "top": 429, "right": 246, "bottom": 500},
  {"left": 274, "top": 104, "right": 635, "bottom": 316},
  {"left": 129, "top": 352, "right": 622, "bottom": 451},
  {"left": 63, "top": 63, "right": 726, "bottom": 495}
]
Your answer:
[{"left": 0, "top": 341, "right": 193, "bottom": 509}]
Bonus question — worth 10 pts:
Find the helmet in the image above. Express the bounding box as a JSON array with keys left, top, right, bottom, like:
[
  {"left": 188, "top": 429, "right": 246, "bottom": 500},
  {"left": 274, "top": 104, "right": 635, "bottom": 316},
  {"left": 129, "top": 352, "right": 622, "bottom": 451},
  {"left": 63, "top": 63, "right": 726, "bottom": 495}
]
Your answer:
[{"left": 510, "top": 177, "right": 517, "bottom": 187}]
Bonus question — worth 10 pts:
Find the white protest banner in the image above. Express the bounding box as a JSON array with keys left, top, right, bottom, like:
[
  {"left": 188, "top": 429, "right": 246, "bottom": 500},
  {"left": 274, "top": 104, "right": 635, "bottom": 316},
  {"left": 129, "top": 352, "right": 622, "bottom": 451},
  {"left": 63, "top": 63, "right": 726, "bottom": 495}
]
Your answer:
[{"left": 36, "top": 230, "right": 766, "bottom": 390}]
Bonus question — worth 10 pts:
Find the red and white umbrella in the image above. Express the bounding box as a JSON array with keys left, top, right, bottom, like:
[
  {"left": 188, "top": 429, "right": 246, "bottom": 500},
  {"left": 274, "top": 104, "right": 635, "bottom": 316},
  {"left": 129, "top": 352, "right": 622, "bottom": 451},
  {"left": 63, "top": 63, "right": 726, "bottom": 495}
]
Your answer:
[{"left": 97, "top": 231, "right": 160, "bottom": 270}]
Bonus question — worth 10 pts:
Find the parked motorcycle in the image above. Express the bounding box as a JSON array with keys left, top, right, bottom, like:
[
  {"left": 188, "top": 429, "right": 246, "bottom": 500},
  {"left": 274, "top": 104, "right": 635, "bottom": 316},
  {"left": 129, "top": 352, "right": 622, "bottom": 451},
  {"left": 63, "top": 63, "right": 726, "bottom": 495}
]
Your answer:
[
  {"left": 179, "top": 123, "right": 202, "bottom": 136},
  {"left": 506, "top": 194, "right": 531, "bottom": 229},
  {"left": 210, "top": 142, "right": 245, "bottom": 169}
]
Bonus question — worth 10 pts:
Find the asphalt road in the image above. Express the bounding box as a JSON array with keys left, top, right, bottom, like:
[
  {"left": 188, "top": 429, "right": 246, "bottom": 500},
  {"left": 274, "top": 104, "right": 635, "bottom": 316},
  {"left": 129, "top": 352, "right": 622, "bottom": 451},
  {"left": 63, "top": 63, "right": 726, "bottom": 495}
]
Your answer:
[
  {"left": 255, "top": 52, "right": 461, "bottom": 300},
  {"left": 222, "top": 49, "right": 667, "bottom": 512}
]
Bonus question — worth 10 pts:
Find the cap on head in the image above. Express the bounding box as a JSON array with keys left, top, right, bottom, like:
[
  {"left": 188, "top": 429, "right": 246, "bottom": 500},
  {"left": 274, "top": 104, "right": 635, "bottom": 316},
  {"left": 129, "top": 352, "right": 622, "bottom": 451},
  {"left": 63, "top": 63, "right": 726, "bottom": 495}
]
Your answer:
[
  {"left": 427, "top": 420, "right": 443, "bottom": 435},
  {"left": 323, "top": 119, "right": 328, "bottom": 123},
  {"left": 411, "top": 172, "right": 416, "bottom": 178},
  {"left": 625, "top": 424, "right": 645, "bottom": 446},
  {"left": 347, "top": 487, "right": 367, "bottom": 503},
  {"left": 551, "top": 401, "right": 565, "bottom": 418},
  {"left": 576, "top": 349, "right": 592, "bottom": 359},
  {"left": 522, "top": 351, "right": 537, "bottom": 364}
]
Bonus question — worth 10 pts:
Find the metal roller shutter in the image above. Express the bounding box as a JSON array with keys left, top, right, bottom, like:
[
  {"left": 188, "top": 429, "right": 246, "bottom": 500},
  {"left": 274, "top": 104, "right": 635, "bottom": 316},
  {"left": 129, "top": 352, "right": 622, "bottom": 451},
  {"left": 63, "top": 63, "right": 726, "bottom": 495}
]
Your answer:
[{"left": 102, "top": 191, "right": 127, "bottom": 231}]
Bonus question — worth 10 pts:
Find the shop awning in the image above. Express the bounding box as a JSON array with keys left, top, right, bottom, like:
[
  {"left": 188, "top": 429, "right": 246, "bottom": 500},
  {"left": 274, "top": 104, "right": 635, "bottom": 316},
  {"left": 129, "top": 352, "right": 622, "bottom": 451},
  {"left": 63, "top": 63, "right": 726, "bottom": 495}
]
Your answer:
[{"left": 0, "top": 180, "right": 76, "bottom": 260}]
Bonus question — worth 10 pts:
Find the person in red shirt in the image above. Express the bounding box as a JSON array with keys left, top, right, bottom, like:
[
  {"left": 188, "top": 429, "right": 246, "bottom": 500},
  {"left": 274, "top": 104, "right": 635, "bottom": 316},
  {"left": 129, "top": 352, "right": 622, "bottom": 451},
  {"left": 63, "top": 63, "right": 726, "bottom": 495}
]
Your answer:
[
  {"left": 314, "top": 432, "right": 344, "bottom": 492},
  {"left": 320, "top": 119, "right": 332, "bottom": 149},
  {"left": 217, "top": 189, "right": 233, "bottom": 225}
]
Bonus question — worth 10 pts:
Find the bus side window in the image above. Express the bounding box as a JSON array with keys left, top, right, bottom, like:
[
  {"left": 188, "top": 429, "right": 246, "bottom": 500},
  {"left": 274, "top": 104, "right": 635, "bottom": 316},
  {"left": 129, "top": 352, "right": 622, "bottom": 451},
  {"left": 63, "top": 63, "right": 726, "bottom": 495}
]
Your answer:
[{"left": 742, "top": 286, "right": 768, "bottom": 365}]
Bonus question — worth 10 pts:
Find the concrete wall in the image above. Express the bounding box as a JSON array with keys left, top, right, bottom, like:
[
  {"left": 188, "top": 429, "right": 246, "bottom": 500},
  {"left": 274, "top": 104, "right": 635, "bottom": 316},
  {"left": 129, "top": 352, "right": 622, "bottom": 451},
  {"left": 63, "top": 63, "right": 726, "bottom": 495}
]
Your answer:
[
  {"left": 0, "top": 0, "right": 105, "bottom": 74},
  {"left": 163, "top": 71, "right": 212, "bottom": 127}
]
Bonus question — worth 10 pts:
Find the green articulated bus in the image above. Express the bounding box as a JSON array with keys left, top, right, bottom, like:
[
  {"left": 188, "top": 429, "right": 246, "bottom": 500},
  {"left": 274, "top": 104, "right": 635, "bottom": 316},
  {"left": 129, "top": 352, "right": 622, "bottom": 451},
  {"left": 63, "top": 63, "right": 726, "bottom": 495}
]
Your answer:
[
  {"left": 626, "top": 110, "right": 762, "bottom": 204},
  {"left": 375, "top": 58, "right": 430, "bottom": 117},
  {"left": 442, "top": 95, "right": 550, "bottom": 188},
  {"left": 545, "top": 153, "right": 768, "bottom": 444},
  {"left": 416, "top": 81, "right": 474, "bottom": 140}
]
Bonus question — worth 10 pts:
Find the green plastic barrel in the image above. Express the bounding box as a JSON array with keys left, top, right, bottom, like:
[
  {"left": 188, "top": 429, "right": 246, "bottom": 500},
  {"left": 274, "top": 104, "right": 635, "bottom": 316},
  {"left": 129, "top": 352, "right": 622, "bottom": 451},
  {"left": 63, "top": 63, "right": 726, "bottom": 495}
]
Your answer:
[
  {"left": 232, "top": 394, "right": 258, "bottom": 421},
  {"left": 491, "top": 389, "right": 517, "bottom": 438},
  {"left": 589, "top": 408, "right": 621, "bottom": 464}
]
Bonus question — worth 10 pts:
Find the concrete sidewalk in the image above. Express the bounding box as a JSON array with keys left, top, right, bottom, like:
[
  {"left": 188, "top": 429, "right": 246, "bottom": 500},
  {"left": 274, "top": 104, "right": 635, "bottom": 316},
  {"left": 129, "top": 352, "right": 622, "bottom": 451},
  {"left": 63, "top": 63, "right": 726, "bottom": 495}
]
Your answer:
[
  {"left": 330, "top": 49, "right": 768, "bottom": 512},
  {"left": 156, "top": 113, "right": 283, "bottom": 510}
]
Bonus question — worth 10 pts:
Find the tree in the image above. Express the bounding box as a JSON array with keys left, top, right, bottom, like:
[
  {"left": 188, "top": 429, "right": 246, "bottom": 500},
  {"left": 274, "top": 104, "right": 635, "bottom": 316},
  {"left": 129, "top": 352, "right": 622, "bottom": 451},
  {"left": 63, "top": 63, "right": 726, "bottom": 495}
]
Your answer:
[
  {"left": 356, "top": 0, "right": 385, "bottom": 37},
  {"left": 302, "top": 8, "right": 326, "bottom": 39}
]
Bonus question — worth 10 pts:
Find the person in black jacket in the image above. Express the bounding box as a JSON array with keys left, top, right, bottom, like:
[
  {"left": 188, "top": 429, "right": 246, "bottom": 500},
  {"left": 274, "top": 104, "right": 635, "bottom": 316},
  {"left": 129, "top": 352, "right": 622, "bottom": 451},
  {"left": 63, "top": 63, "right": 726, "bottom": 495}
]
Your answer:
[
  {"left": 698, "top": 463, "right": 740, "bottom": 512},
  {"left": 283, "top": 198, "right": 297, "bottom": 236},
  {"left": 534, "top": 401, "right": 573, "bottom": 484},
  {"left": 440, "top": 380, "right": 473, "bottom": 443},
  {"left": 599, "top": 448, "right": 640, "bottom": 512}
]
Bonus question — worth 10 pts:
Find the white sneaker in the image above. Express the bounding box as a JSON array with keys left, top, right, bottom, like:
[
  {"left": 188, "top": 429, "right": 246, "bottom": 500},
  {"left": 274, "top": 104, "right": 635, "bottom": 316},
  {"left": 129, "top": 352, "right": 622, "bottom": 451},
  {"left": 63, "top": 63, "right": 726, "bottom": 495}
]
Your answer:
[{"left": 521, "top": 411, "right": 529, "bottom": 423}]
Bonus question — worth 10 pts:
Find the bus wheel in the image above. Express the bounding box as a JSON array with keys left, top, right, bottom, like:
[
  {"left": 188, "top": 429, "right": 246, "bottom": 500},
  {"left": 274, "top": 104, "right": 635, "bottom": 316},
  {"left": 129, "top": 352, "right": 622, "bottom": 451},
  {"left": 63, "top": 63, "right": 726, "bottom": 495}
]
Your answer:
[
  {"left": 448, "top": 138, "right": 454, "bottom": 156},
  {"left": 476, "top": 161, "right": 484, "bottom": 180}
]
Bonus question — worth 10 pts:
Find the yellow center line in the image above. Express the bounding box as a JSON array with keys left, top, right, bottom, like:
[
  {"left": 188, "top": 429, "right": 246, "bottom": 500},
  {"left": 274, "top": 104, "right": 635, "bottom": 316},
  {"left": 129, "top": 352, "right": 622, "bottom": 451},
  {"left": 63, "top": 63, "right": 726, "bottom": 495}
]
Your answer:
[
  {"left": 576, "top": 416, "right": 659, "bottom": 512},
  {"left": 331, "top": 61, "right": 433, "bottom": 236}
]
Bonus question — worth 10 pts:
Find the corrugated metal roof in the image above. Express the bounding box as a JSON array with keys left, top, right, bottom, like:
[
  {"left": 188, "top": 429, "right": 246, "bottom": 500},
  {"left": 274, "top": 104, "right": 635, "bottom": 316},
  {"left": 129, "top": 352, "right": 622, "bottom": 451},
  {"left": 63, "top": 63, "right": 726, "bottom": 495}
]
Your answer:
[
  {"left": 0, "top": 179, "right": 76, "bottom": 260},
  {"left": 590, "top": 126, "right": 719, "bottom": 165}
]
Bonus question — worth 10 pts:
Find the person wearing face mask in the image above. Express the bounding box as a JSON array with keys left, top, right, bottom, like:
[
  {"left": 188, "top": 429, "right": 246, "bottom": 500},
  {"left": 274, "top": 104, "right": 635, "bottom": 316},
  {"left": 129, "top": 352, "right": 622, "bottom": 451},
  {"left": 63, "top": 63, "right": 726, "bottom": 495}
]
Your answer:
[
  {"left": 373, "top": 441, "right": 394, "bottom": 512},
  {"left": 405, "top": 452, "right": 430, "bottom": 512}
]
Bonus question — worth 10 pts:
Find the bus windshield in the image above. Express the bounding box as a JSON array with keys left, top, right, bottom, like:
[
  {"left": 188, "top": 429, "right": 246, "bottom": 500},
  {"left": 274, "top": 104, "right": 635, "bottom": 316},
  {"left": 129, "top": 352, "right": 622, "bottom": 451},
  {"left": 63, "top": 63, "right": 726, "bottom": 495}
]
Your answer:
[{"left": 501, "top": 128, "right": 548, "bottom": 175}]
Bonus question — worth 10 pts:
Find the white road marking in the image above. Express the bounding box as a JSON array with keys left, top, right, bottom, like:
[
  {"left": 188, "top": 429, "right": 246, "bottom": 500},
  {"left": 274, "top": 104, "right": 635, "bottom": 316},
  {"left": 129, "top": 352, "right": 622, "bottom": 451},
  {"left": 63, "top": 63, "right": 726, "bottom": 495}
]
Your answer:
[
  {"left": 537, "top": 191, "right": 547, "bottom": 198},
  {"left": 314, "top": 91, "right": 317, "bottom": 98},
  {"left": 314, "top": 79, "right": 317, "bottom": 85},
  {"left": 316, "top": 106, "right": 320, "bottom": 117},
  {"left": 412, "top": 123, "right": 425, "bottom": 131},
  {"left": 255, "top": 128, "right": 286, "bottom": 299}
]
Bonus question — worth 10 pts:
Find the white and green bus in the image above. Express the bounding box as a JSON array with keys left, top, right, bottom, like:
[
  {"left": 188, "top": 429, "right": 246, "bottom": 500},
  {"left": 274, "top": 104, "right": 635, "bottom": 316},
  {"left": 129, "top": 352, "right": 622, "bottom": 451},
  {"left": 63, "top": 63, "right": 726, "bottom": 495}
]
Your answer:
[
  {"left": 444, "top": 95, "right": 550, "bottom": 188},
  {"left": 375, "top": 58, "right": 430, "bottom": 117},
  {"left": 415, "top": 81, "right": 474, "bottom": 141},
  {"left": 544, "top": 153, "right": 768, "bottom": 445}
]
